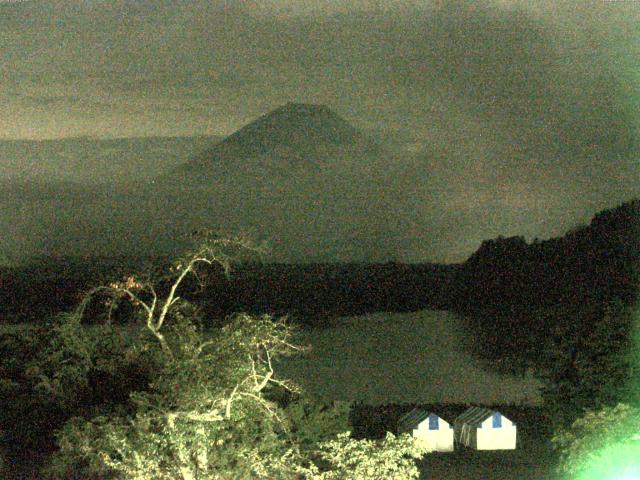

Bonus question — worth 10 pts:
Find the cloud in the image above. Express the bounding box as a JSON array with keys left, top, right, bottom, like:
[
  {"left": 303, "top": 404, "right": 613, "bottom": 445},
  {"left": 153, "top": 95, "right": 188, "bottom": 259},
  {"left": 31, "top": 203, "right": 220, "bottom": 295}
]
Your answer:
[
  {"left": 3, "top": 1, "right": 637, "bottom": 140},
  {"left": 15, "top": 94, "right": 82, "bottom": 107},
  {"left": 0, "top": 0, "right": 638, "bottom": 261}
]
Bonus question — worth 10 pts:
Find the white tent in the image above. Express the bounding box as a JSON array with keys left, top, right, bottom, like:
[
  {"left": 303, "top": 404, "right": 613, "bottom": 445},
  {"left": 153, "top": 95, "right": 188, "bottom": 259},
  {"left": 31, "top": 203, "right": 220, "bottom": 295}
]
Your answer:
[
  {"left": 397, "top": 408, "right": 454, "bottom": 452},
  {"left": 453, "top": 407, "right": 516, "bottom": 450}
]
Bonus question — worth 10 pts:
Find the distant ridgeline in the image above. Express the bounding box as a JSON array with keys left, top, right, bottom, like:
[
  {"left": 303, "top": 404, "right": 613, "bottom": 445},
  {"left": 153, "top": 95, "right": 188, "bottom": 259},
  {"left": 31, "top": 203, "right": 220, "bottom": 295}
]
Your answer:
[
  {"left": 456, "top": 197, "right": 640, "bottom": 314},
  {"left": 450, "top": 198, "right": 640, "bottom": 394},
  {"left": 0, "top": 258, "right": 458, "bottom": 326},
  {"left": 0, "top": 199, "right": 638, "bottom": 332}
]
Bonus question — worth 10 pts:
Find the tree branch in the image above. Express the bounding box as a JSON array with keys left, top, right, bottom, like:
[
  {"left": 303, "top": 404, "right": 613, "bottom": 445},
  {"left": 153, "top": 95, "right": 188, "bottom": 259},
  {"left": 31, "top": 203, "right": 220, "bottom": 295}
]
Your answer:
[{"left": 253, "top": 347, "right": 273, "bottom": 393}]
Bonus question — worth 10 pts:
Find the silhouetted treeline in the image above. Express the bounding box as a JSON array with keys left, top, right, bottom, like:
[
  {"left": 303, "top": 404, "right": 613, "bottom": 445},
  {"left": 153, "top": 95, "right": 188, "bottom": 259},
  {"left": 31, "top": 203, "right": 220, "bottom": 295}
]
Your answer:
[
  {"left": 0, "top": 257, "right": 459, "bottom": 326},
  {"left": 0, "top": 254, "right": 175, "bottom": 324},
  {"left": 450, "top": 199, "right": 639, "bottom": 366},
  {"left": 455, "top": 198, "right": 640, "bottom": 315},
  {"left": 195, "top": 262, "right": 458, "bottom": 326},
  {"left": 450, "top": 198, "right": 640, "bottom": 425},
  {"left": 2, "top": 199, "right": 639, "bottom": 427},
  {"left": 2, "top": 199, "right": 637, "bottom": 334}
]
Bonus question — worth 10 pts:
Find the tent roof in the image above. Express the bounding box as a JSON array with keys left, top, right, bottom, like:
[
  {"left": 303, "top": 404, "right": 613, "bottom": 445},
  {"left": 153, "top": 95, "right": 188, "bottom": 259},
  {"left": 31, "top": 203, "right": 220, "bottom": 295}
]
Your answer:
[
  {"left": 454, "top": 407, "right": 512, "bottom": 427},
  {"left": 398, "top": 408, "right": 447, "bottom": 430}
]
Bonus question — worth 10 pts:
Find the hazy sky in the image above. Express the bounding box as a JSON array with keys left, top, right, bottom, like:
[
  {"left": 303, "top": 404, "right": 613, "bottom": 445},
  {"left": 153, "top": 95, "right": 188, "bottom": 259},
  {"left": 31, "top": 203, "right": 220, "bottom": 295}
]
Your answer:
[
  {"left": 1, "top": 0, "right": 639, "bottom": 263},
  {"left": 2, "top": 0, "right": 638, "bottom": 140}
]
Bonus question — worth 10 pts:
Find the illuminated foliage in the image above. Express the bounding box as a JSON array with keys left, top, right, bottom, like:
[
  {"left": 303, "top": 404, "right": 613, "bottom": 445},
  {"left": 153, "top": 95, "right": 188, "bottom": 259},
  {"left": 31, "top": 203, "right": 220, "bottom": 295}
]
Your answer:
[
  {"left": 623, "top": 307, "right": 640, "bottom": 404},
  {"left": 553, "top": 403, "right": 640, "bottom": 479},
  {"left": 309, "top": 431, "right": 429, "bottom": 480},
  {"left": 285, "top": 398, "right": 352, "bottom": 449},
  {"left": 40, "top": 237, "right": 429, "bottom": 479},
  {"left": 45, "top": 313, "right": 308, "bottom": 479},
  {"left": 552, "top": 302, "right": 640, "bottom": 477}
]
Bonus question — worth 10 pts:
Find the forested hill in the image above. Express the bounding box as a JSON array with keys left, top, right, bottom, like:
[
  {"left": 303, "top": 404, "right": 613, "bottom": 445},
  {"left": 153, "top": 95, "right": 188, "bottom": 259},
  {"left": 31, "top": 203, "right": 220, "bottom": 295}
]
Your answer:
[
  {"left": 0, "top": 199, "right": 637, "bottom": 331},
  {"left": 453, "top": 197, "right": 640, "bottom": 315},
  {"left": 450, "top": 198, "right": 640, "bottom": 423},
  {"left": 0, "top": 259, "right": 458, "bottom": 326}
]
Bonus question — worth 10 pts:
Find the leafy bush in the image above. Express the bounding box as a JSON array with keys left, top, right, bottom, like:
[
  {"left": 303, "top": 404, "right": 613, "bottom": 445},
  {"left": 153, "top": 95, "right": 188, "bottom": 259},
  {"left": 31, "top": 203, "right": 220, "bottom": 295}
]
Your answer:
[
  {"left": 0, "top": 315, "right": 159, "bottom": 469},
  {"left": 309, "top": 431, "right": 429, "bottom": 480},
  {"left": 8, "top": 236, "right": 431, "bottom": 478},
  {"left": 0, "top": 429, "right": 5, "bottom": 475},
  {"left": 539, "top": 300, "right": 635, "bottom": 428},
  {"left": 40, "top": 240, "right": 426, "bottom": 480},
  {"left": 284, "top": 398, "right": 352, "bottom": 448},
  {"left": 45, "top": 313, "right": 429, "bottom": 480},
  {"left": 0, "top": 324, "right": 69, "bottom": 454}
]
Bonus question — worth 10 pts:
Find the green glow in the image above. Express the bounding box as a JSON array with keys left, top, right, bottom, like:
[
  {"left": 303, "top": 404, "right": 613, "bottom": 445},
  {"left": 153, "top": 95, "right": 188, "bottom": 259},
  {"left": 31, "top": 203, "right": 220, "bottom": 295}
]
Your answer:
[
  {"left": 626, "top": 306, "right": 640, "bottom": 404},
  {"left": 577, "top": 301, "right": 640, "bottom": 480},
  {"left": 575, "top": 441, "right": 640, "bottom": 480}
]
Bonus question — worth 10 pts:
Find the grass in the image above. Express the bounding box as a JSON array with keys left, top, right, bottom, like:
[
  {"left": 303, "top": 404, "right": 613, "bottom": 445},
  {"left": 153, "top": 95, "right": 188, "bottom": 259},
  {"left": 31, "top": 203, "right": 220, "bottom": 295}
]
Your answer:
[
  {"left": 418, "top": 433, "right": 559, "bottom": 480},
  {"left": 417, "top": 407, "right": 560, "bottom": 479}
]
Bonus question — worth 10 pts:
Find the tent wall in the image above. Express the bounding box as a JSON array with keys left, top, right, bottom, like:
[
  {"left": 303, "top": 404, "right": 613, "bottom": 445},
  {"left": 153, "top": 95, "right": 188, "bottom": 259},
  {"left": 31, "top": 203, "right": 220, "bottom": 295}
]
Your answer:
[
  {"left": 476, "top": 413, "right": 516, "bottom": 450},
  {"left": 477, "top": 426, "right": 517, "bottom": 450},
  {"left": 454, "top": 408, "right": 517, "bottom": 450},
  {"left": 454, "top": 422, "right": 478, "bottom": 449},
  {"left": 398, "top": 409, "right": 454, "bottom": 452},
  {"left": 413, "top": 420, "right": 454, "bottom": 452}
]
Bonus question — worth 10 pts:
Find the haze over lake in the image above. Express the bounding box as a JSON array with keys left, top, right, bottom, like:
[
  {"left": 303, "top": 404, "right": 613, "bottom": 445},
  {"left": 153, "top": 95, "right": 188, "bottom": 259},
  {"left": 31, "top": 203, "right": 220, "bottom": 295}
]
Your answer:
[{"left": 278, "top": 310, "right": 542, "bottom": 406}]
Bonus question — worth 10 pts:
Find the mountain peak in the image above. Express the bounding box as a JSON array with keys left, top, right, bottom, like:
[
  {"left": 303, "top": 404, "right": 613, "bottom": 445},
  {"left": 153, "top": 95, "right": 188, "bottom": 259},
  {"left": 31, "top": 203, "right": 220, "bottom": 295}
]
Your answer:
[
  {"left": 175, "top": 103, "right": 369, "bottom": 175},
  {"left": 182, "top": 102, "right": 368, "bottom": 168},
  {"left": 274, "top": 102, "right": 336, "bottom": 117},
  {"left": 222, "top": 102, "right": 362, "bottom": 150},
  {"left": 281, "top": 101, "right": 331, "bottom": 111}
]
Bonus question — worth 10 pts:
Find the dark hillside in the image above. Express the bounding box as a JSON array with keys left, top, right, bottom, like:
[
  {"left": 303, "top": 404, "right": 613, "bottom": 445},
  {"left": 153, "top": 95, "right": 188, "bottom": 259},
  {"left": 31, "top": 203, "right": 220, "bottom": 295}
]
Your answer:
[
  {"left": 0, "top": 258, "right": 459, "bottom": 326},
  {"left": 2, "top": 199, "right": 638, "bottom": 335},
  {"left": 451, "top": 198, "right": 640, "bottom": 424},
  {"left": 171, "top": 102, "right": 376, "bottom": 177}
]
